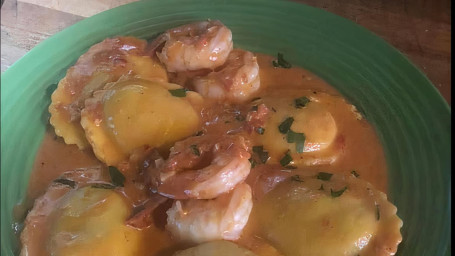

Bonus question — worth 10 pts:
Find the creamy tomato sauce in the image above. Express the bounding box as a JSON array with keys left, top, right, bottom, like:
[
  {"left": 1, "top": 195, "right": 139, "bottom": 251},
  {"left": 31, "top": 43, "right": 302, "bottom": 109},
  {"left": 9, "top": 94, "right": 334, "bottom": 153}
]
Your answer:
[{"left": 20, "top": 54, "right": 388, "bottom": 255}]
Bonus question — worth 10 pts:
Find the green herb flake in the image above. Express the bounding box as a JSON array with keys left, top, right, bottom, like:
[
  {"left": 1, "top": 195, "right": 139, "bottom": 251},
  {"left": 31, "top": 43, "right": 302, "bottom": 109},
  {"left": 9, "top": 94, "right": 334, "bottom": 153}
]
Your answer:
[
  {"left": 259, "top": 152, "right": 269, "bottom": 164},
  {"left": 91, "top": 183, "right": 117, "bottom": 189},
  {"left": 253, "top": 145, "right": 269, "bottom": 164},
  {"left": 249, "top": 158, "right": 257, "bottom": 168},
  {"left": 316, "top": 172, "right": 333, "bottom": 181},
  {"left": 286, "top": 130, "right": 301, "bottom": 143},
  {"left": 54, "top": 178, "right": 76, "bottom": 188},
  {"left": 376, "top": 204, "right": 381, "bottom": 221},
  {"left": 295, "top": 141, "right": 305, "bottom": 154},
  {"left": 256, "top": 127, "right": 265, "bottom": 135},
  {"left": 291, "top": 175, "right": 304, "bottom": 182},
  {"left": 272, "top": 53, "right": 292, "bottom": 69},
  {"left": 278, "top": 117, "right": 294, "bottom": 134},
  {"left": 168, "top": 88, "right": 187, "bottom": 97},
  {"left": 280, "top": 150, "right": 293, "bottom": 166},
  {"left": 272, "top": 60, "right": 279, "bottom": 68},
  {"left": 319, "top": 184, "right": 324, "bottom": 190},
  {"left": 108, "top": 166, "right": 126, "bottom": 187},
  {"left": 286, "top": 130, "right": 306, "bottom": 153},
  {"left": 351, "top": 170, "right": 360, "bottom": 177},
  {"left": 252, "top": 145, "right": 263, "bottom": 154},
  {"left": 190, "top": 144, "right": 200, "bottom": 156},
  {"left": 251, "top": 105, "right": 259, "bottom": 111},
  {"left": 294, "top": 96, "right": 310, "bottom": 108},
  {"left": 235, "top": 115, "right": 245, "bottom": 121},
  {"left": 330, "top": 186, "right": 347, "bottom": 198}
]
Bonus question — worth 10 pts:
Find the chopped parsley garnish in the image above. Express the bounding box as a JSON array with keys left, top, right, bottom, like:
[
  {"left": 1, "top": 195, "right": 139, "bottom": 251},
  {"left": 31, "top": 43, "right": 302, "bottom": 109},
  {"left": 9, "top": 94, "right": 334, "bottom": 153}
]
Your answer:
[
  {"left": 286, "top": 130, "right": 302, "bottom": 143},
  {"left": 54, "top": 178, "right": 76, "bottom": 188},
  {"left": 286, "top": 130, "right": 306, "bottom": 153},
  {"left": 316, "top": 172, "right": 333, "bottom": 181},
  {"left": 272, "top": 53, "right": 292, "bottom": 69},
  {"left": 294, "top": 96, "right": 310, "bottom": 108},
  {"left": 295, "top": 142, "right": 305, "bottom": 154},
  {"left": 330, "top": 186, "right": 347, "bottom": 198},
  {"left": 91, "top": 183, "right": 117, "bottom": 189},
  {"left": 249, "top": 158, "right": 257, "bottom": 168},
  {"left": 256, "top": 127, "right": 265, "bottom": 135},
  {"left": 252, "top": 145, "right": 262, "bottom": 153},
  {"left": 251, "top": 105, "right": 259, "bottom": 111},
  {"left": 319, "top": 184, "right": 324, "bottom": 190},
  {"left": 252, "top": 146, "right": 269, "bottom": 164},
  {"left": 109, "top": 166, "right": 125, "bottom": 187},
  {"left": 280, "top": 150, "right": 293, "bottom": 166},
  {"left": 235, "top": 114, "right": 245, "bottom": 121},
  {"left": 291, "top": 175, "right": 304, "bottom": 182},
  {"left": 351, "top": 170, "right": 360, "bottom": 177},
  {"left": 278, "top": 117, "right": 294, "bottom": 134},
  {"left": 376, "top": 204, "right": 381, "bottom": 221},
  {"left": 168, "top": 88, "right": 187, "bottom": 97},
  {"left": 190, "top": 144, "right": 200, "bottom": 156}
]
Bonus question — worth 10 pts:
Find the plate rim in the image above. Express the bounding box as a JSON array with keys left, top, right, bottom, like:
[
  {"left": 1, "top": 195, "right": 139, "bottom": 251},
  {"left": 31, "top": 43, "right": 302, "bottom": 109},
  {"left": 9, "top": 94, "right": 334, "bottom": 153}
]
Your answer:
[{"left": 1, "top": 1, "right": 451, "bottom": 255}]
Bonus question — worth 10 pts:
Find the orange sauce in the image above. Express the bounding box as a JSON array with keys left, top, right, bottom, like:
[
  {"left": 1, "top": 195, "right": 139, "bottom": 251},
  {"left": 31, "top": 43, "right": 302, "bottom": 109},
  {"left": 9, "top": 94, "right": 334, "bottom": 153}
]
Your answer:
[{"left": 19, "top": 54, "right": 388, "bottom": 255}]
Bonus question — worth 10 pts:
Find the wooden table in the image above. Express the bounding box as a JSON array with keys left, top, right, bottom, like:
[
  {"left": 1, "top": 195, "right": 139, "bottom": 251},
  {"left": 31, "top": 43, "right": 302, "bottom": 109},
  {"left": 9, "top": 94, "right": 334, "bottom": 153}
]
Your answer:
[{"left": 1, "top": 0, "right": 451, "bottom": 104}]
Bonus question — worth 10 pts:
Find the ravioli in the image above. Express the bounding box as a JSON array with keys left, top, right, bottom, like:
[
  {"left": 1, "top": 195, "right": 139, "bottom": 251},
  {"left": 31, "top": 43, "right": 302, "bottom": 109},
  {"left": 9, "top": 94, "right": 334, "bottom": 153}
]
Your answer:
[
  {"left": 48, "top": 186, "right": 169, "bottom": 256},
  {"left": 20, "top": 168, "right": 108, "bottom": 256},
  {"left": 251, "top": 171, "right": 402, "bottom": 256},
  {"left": 255, "top": 91, "right": 356, "bottom": 166},
  {"left": 81, "top": 78, "right": 202, "bottom": 166},
  {"left": 174, "top": 241, "right": 257, "bottom": 256},
  {"left": 49, "top": 37, "right": 168, "bottom": 149}
]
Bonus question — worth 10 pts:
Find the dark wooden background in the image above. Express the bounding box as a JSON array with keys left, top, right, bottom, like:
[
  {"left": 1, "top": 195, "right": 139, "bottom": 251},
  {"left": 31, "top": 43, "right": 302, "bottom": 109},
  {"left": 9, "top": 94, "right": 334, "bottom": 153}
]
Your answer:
[
  {"left": 294, "top": 0, "right": 451, "bottom": 105},
  {"left": 1, "top": 0, "right": 451, "bottom": 104}
]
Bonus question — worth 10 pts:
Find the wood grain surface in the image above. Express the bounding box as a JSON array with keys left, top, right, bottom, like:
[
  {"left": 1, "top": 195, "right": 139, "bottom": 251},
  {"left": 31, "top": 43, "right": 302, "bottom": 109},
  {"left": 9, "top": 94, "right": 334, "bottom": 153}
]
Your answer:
[{"left": 1, "top": 0, "right": 451, "bottom": 104}]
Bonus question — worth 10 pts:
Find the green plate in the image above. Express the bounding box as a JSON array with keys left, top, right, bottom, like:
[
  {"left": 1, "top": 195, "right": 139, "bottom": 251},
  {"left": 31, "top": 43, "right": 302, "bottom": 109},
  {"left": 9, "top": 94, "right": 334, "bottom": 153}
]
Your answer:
[{"left": 1, "top": 0, "right": 450, "bottom": 255}]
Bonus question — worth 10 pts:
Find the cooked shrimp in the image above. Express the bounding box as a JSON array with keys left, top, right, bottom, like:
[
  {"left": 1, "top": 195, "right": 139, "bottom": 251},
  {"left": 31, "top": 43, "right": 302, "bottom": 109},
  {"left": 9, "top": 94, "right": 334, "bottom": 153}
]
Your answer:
[
  {"left": 153, "top": 135, "right": 251, "bottom": 199},
  {"left": 193, "top": 49, "right": 260, "bottom": 103},
  {"left": 152, "top": 20, "right": 233, "bottom": 72},
  {"left": 166, "top": 183, "right": 253, "bottom": 243},
  {"left": 245, "top": 103, "right": 270, "bottom": 134}
]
